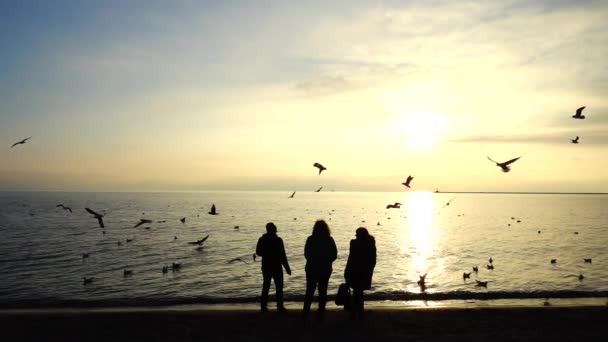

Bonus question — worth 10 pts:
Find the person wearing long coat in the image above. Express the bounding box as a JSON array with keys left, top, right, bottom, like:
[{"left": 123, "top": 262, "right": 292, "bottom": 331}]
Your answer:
[
  {"left": 344, "top": 227, "right": 376, "bottom": 319},
  {"left": 303, "top": 219, "right": 337, "bottom": 318}
]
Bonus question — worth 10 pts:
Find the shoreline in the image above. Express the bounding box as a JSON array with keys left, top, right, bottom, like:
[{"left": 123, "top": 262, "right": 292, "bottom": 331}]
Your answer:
[{"left": 1, "top": 306, "right": 606, "bottom": 341}]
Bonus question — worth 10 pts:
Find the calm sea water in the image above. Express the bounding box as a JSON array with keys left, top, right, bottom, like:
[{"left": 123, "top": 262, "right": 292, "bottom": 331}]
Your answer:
[{"left": 0, "top": 191, "right": 606, "bottom": 307}]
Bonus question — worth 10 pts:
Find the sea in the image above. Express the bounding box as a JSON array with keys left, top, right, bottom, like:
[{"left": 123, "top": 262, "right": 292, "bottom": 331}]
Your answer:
[{"left": 0, "top": 191, "right": 606, "bottom": 309}]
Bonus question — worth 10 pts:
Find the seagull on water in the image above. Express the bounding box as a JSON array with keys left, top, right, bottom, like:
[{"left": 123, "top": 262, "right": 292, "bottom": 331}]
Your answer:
[
  {"left": 313, "top": 162, "right": 327, "bottom": 175},
  {"left": 180, "top": 217, "right": 186, "bottom": 223},
  {"left": 10, "top": 137, "right": 31, "bottom": 148},
  {"left": 476, "top": 280, "right": 488, "bottom": 288},
  {"left": 550, "top": 259, "right": 557, "bottom": 264},
  {"left": 315, "top": 186, "right": 323, "bottom": 193},
  {"left": 472, "top": 266, "right": 479, "bottom": 273},
  {"left": 188, "top": 235, "right": 209, "bottom": 246},
  {"left": 229, "top": 257, "right": 250, "bottom": 264},
  {"left": 487, "top": 156, "right": 521, "bottom": 173},
  {"left": 584, "top": 258, "right": 592, "bottom": 263},
  {"left": 386, "top": 202, "right": 402, "bottom": 209},
  {"left": 487, "top": 264, "right": 494, "bottom": 270},
  {"left": 133, "top": 219, "right": 153, "bottom": 228},
  {"left": 402, "top": 175, "right": 414, "bottom": 188},
  {"left": 208, "top": 204, "right": 218, "bottom": 215},
  {"left": 123, "top": 269, "right": 133, "bottom": 277},
  {"left": 85, "top": 208, "right": 105, "bottom": 228},
  {"left": 56, "top": 204, "right": 72, "bottom": 213},
  {"left": 463, "top": 272, "right": 471, "bottom": 281},
  {"left": 83, "top": 277, "right": 93, "bottom": 285},
  {"left": 571, "top": 136, "right": 579, "bottom": 144},
  {"left": 572, "top": 106, "right": 586, "bottom": 119}
]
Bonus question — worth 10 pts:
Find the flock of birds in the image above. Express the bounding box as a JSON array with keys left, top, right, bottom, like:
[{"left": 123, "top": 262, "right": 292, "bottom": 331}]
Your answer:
[{"left": 6, "top": 106, "right": 599, "bottom": 298}]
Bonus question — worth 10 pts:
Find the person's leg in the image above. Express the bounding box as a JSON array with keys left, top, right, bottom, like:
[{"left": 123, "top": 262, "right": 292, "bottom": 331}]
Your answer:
[
  {"left": 303, "top": 272, "right": 316, "bottom": 315},
  {"left": 274, "top": 270, "right": 285, "bottom": 310},
  {"left": 352, "top": 288, "right": 364, "bottom": 319},
  {"left": 261, "top": 270, "right": 271, "bottom": 312},
  {"left": 318, "top": 273, "right": 330, "bottom": 313}
]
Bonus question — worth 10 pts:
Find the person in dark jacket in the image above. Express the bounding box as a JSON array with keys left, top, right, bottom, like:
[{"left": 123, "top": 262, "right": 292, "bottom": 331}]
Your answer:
[
  {"left": 344, "top": 227, "right": 376, "bottom": 320},
  {"left": 256, "top": 222, "right": 291, "bottom": 313},
  {"left": 303, "top": 219, "right": 337, "bottom": 319}
]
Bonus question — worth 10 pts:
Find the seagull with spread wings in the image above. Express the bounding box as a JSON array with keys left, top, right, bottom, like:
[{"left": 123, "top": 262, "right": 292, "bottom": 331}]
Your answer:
[
  {"left": 85, "top": 208, "right": 105, "bottom": 228},
  {"left": 443, "top": 198, "right": 455, "bottom": 208},
  {"left": 288, "top": 191, "right": 296, "bottom": 198},
  {"left": 572, "top": 106, "right": 586, "bottom": 119},
  {"left": 402, "top": 175, "right": 414, "bottom": 188},
  {"left": 10, "top": 137, "right": 31, "bottom": 148},
  {"left": 56, "top": 204, "right": 72, "bottom": 213},
  {"left": 188, "top": 235, "right": 209, "bottom": 246},
  {"left": 487, "top": 156, "right": 521, "bottom": 173},
  {"left": 313, "top": 162, "right": 327, "bottom": 175},
  {"left": 571, "top": 136, "right": 579, "bottom": 144},
  {"left": 133, "top": 219, "right": 153, "bottom": 228}
]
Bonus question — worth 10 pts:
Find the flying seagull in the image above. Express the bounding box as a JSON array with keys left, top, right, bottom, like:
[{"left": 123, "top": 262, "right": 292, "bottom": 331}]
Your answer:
[
  {"left": 463, "top": 272, "right": 471, "bottom": 281},
  {"left": 402, "top": 175, "right": 414, "bottom": 188},
  {"left": 288, "top": 191, "right": 296, "bottom": 198},
  {"left": 487, "top": 156, "right": 521, "bottom": 173},
  {"left": 56, "top": 204, "right": 72, "bottom": 213},
  {"left": 386, "top": 202, "right": 402, "bottom": 209},
  {"left": 229, "top": 257, "right": 250, "bottom": 264},
  {"left": 571, "top": 136, "right": 579, "bottom": 144},
  {"left": 85, "top": 208, "right": 105, "bottom": 228},
  {"left": 476, "top": 280, "right": 488, "bottom": 288},
  {"left": 10, "top": 137, "right": 31, "bottom": 148},
  {"left": 315, "top": 186, "right": 323, "bottom": 193},
  {"left": 208, "top": 204, "right": 218, "bottom": 215},
  {"left": 188, "top": 235, "right": 210, "bottom": 246},
  {"left": 313, "top": 162, "right": 327, "bottom": 175},
  {"left": 443, "top": 198, "right": 455, "bottom": 208},
  {"left": 572, "top": 106, "right": 586, "bottom": 119},
  {"left": 133, "top": 219, "right": 152, "bottom": 228}
]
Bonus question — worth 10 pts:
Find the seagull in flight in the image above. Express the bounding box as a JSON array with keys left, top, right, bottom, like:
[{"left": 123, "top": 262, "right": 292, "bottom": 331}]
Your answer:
[
  {"left": 208, "top": 204, "right": 218, "bottom": 215},
  {"left": 85, "top": 208, "right": 105, "bottom": 228},
  {"left": 571, "top": 136, "right": 579, "bottom": 144},
  {"left": 313, "top": 162, "right": 327, "bottom": 175},
  {"left": 476, "top": 280, "right": 488, "bottom": 288},
  {"left": 402, "top": 175, "right": 414, "bottom": 188},
  {"left": 315, "top": 186, "right": 323, "bottom": 193},
  {"left": 443, "top": 198, "right": 455, "bottom": 208},
  {"left": 229, "top": 257, "right": 250, "bottom": 264},
  {"left": 56, "top": 204, "right": 72, "bottom": 213},
  {"left": 487, "top": 156, "right": 521, "bottom": 173},
  {"left": 133, "top": 219, "right": 153, "bottom": 228},
  {"left": 386, "top": 202, "right": 402, "bottom": 209},
  {"left": 288, "top": 191, "right": 296, "bottom": 198},
  {"left": 572, "top": 106, "right": 586, "bottom": 119},
  {"left": 188, "top": 235, "right": 209, "bottom": 246},
  {"left": 10, "top": 137, "right": 31, "bottom": 148}
]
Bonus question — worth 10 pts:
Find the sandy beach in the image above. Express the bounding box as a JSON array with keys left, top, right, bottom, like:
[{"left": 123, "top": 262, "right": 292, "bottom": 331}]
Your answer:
[{"left": 1, "top": 305, "right": 606, "bottom": 342}]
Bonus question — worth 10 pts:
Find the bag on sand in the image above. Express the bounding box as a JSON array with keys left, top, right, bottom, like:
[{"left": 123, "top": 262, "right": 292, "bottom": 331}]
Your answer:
[{"left": 335, "top": 283, "right": 351, "bottom": 307}]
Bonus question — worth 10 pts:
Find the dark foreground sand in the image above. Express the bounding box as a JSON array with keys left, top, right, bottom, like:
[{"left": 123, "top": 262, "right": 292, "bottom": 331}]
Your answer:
[{"left": 1, "top": 306, "right": 606, "bottom": 342}]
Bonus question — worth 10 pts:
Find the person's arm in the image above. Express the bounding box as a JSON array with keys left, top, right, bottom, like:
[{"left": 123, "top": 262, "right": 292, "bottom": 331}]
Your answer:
[
  {"left": 280, "top": 239, "right": 291, "bottom": 275},
  {"left": 256, "top": 237, "right": 264, "bottom": 257},
  {"left": 330, "top": 237, "right": 338, "bottom": 262},
  {"left": 371, "top": 244, "right": 377, "bottom": 269},
  {"left": 304, "top": 237, "right": 311, "bottom": 261},
  {"left": 344, "top": 240, "right": 354, "bottom": 283}
]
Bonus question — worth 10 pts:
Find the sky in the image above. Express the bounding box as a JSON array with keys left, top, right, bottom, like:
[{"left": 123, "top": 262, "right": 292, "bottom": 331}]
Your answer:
[{"left": 1, "top": 0, "right": 607, "bottom": 192}]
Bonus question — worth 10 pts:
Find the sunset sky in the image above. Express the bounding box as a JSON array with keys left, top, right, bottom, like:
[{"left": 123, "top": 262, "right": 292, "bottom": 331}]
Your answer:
[{"left": 1, "top": 0, "right": 607, "bottom": 192}]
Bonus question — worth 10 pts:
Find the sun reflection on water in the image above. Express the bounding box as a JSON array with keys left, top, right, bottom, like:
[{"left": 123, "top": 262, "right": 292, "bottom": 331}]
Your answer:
[{"left": 404, "top": 192, "right": 437, "bottom": 281}]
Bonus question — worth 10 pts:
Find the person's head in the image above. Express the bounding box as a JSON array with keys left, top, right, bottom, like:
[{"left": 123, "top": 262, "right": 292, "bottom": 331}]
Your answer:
[
  {"left": 266, "top": 222, "right": 277, "bottom": 234},
  {"left": 356, "top": 227, "right": 374, "bottom": 242},
  {"left": 312, "top": 219, "right": 331, "bottom": 237}
]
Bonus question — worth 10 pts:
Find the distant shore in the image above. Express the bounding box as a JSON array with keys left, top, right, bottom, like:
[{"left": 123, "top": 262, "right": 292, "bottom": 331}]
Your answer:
[{"left": 1, "top": 306, "right": 606, "bottom": 341}]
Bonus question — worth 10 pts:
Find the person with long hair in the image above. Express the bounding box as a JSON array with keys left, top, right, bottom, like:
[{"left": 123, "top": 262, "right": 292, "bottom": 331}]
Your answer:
[
  {"left": 344, "top": 227, "right": 376, "bottom": 320},
  {"left": 303, "top": 219, "right": 337, "bottom": 319}
]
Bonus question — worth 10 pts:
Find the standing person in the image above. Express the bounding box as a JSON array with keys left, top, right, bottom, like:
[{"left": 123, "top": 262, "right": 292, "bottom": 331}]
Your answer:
[
  {"left": 344, "top": 227, "right": 376, "bottom": 320},
  {"left": 303, "top": 219, "right": 337, "bottom": 319},
  {"left": 256, "top": 222, "right": 291, "bottom": 313}
]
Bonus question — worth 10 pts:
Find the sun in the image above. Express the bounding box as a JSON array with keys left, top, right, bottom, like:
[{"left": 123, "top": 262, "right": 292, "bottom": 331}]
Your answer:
[{"left": 397, "top": 112, "right": 445, "bottom": 152}]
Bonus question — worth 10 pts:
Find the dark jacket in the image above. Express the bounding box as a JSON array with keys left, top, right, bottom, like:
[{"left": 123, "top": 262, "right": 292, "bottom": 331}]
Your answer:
[
  {"left": 304, "top": 235, "right": 337, "bottom": 276},
  {"left": 344, "top": 238, "right": 376, "bottom": 290},
  {"left": 256, "top": 233, "right": 291, "bottom": 273}
]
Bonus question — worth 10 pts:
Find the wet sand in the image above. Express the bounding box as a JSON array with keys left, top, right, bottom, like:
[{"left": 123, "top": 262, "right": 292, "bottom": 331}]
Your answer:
[{"left": 1, "top": 306, "right": 606, "bottom": 341}]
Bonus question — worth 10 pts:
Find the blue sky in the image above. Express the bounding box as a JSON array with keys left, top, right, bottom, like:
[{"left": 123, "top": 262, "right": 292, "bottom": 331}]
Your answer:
[{"left": 1, "top": 0, "right": 607, "bottom": 192}]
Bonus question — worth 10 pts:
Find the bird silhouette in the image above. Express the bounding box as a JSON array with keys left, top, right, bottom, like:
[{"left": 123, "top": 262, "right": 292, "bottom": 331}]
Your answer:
[
  {"left": 288, "top": 191, "right": 296, "bottom": 198},
  {"left": 133, "top": 219, "right": 152, "bottom": 228},
  {"left": 487, "top": 156, "right": 521, "bottom": 173},
  {"left": 472, "top": 266, "right": 479, "bottom": 273},
  {"left": 56, "top": 204, "right": 72, "bottom": 213},
  {"left": 443, "top": 198, "right": 455, "bottom": 208},
  {"left": 417, "top": 273, "right": 427, "bottom": 291},
  {"left": 313, "top": 162, "right": 327, "bottom": 175},
  {"left": 229, "top": 257, "right": 250, "bottom": 264},
  {"left": 572, "top": 106, "right": 586, "bottom": 119},
  {"left": 571, "top": 136, "right": 579, "bottom": 144},
  {"left": 123, "top": 269, "right": 133, "bottom": 277},
  {"left": 476, "top": 280, "right": 488, "bottom": 288},
  {"left": 171, "top": 262, "right": 182, "bottom": 271},
  {"left": 463, "top": 272, "right": 471, "bottom": 281},
  {"left": 85, "top": 208, "right": 105, "bottom": 228},
  {"left": 180, "top": 217, "right": 186, "bottom": 223},
  {"left": 315, "top": 186, "right": 323, "bottom": 192},
  {"left": 402, "top": 175, "right": 414, "bottom": 188},
  {"left": 188, "top": 235, "right": 209, "bottom": 246},
  {"left": 386, "top": 202, "right": 402, "bottom": 209},
  {"left": 489, "top": 257, "right": 493, "bottom": 263},
  {"left": 162, "top": 266, "right": 169, "bottom": 274},
  {"left": 82, "top": 253, "right": 89, "bottom": 259},
  {"left": 208, "top": 204, "right": 218, "bottom": 215},
  {"left": 83, "top": 277, "right": 93, "bottom": 285},
  {"left": 550, "top": 259, "right": 557, "bottom": 264},
  {"left": 584, "top": 258, "right": 592, "bottom": 263},
  {"left": 10, "top": 137, "right": 31, "bottom": 148},
  {"left": 487, "top": 264, "right": 494, "bottom": 270},
  {"left": 578, "top": 274, "right": 585, "bottom": 281}
]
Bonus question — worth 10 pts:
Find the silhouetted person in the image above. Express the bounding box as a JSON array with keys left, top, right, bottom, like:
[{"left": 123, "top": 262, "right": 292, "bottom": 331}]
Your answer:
[
  {"left": 344, "top": 227, "right": 376, "bottom": 320},
  {"left": 256, "top": 222, "right": 291, "bottom": 313},
  {"left": 303, "top": 220, "right": 337, "bottom": 319}
]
